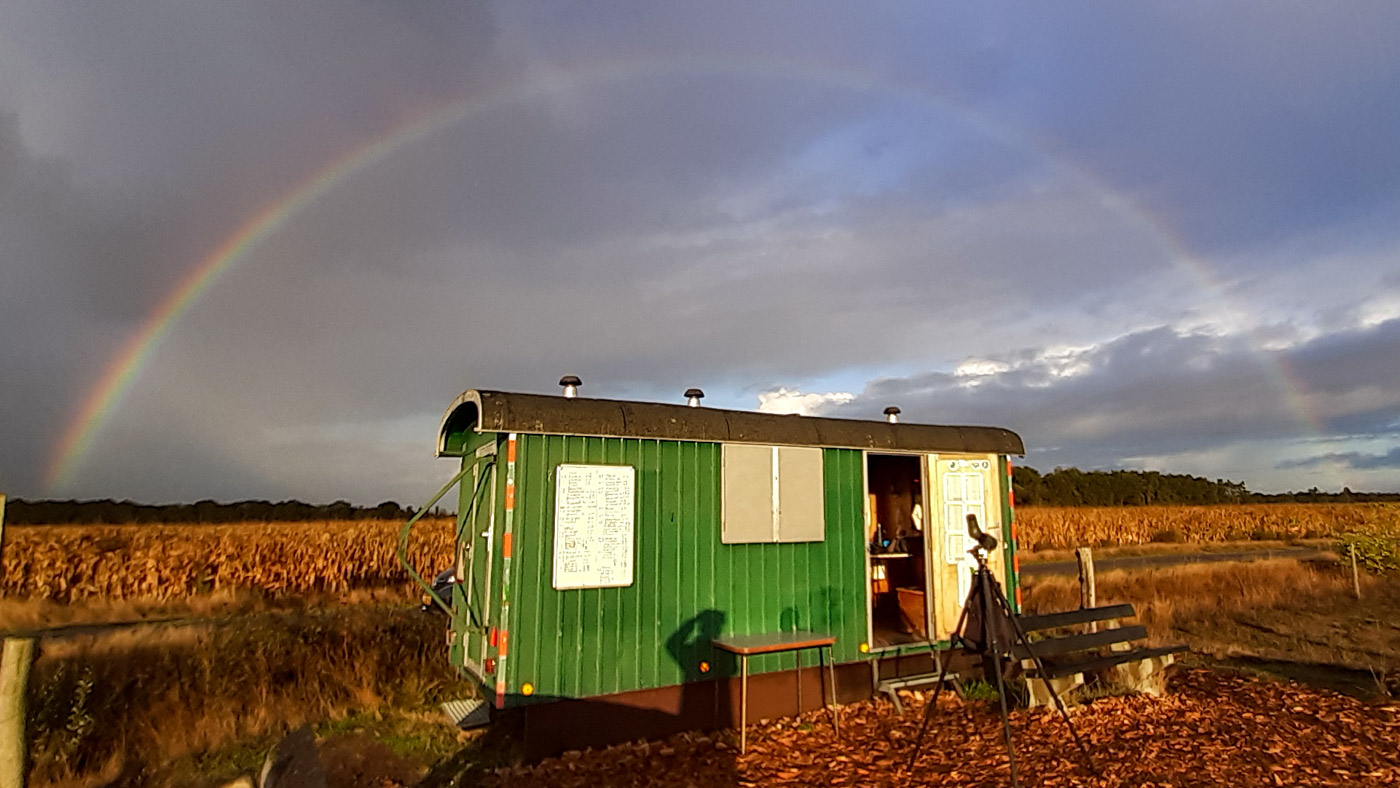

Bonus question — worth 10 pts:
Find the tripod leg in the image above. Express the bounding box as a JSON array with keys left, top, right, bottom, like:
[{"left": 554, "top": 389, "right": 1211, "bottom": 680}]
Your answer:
[
  {"left": 997, "top": 583, "right": 1098, "bottom": 777},
  {"left": 986, "top": 638, "right": 1021, "bottom": 788},
  {"left": 904, "top": 581, "right": 974, "bottom": 771},
  {"left": 980, "top": 568, "right": 1022, "bottom": 788}
]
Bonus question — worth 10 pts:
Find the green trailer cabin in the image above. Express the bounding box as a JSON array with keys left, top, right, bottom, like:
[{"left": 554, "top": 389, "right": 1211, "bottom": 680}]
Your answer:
[{"left": 406, "top": 384, "right": 1024, "bottom": 751}]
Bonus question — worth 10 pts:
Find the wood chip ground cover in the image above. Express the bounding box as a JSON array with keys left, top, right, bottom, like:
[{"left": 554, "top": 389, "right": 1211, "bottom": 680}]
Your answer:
[{"left": 459, "top": 669, "right": 1400, "bottom": 787}]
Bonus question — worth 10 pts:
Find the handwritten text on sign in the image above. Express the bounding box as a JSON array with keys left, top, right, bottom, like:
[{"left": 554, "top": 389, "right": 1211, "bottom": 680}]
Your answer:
[{"left": 552, "top": 464, "right": 636, "bottom": 590}]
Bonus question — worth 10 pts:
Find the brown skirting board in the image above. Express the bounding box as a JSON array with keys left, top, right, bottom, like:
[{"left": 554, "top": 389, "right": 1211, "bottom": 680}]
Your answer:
[{"left": 517, "top": 654, "right": 960, "bottom": 760}]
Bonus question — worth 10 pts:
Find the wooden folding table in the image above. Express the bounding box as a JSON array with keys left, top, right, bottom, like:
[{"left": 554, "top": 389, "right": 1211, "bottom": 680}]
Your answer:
[{"left": 711, "top": 630, "right": 840, "bottom": 753}]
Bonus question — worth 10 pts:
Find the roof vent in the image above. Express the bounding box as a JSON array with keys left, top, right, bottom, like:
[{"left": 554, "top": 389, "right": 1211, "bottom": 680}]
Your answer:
[
  {"left": 883, "top": 406, "right": 901, "bottom": 424},
  {"left": 684, "top": 388, "right": 704, "bottom": 407},
  {"left": 559, "top": 375, "right": 582, "bottom": 398}
]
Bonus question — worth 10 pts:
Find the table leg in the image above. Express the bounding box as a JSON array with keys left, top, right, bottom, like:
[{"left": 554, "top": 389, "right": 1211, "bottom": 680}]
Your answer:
[
  {"left": 796, "top": 649, "right": 803, "bottom": 716},
  {"left": 825, "top": 645, "right": 840, "bottom": 737},
  {"left": 740, "top": 654, "right": 748, "bottom": 754}
]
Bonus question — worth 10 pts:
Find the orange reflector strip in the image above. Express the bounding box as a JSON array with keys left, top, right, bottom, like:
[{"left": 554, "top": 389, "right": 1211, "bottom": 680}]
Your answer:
[
  {"left": 507, "top": 436, "right": 517, "bottom": 462},
  {"left": 498, "top": 630, "right": 508, "bottom": 657},
  {"left": 502, "top": 532, "right": 512, "bottom": 558},
  {"left": 1006, "top": 458, "right": 1016, "bottom": 508},
  {"left": 505, "top": 482, "right": 515, "bottom": 510}
]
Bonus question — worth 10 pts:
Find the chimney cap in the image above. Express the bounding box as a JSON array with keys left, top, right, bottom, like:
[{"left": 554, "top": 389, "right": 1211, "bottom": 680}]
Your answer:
[
  {"left": 684, "top": 388, "right": 704, "bottom": 399},
  {"left": 883, "top": 406, "right": 901, "bottom": 415},
  {"left": 559, "top": 375, "right": 582, "bottom": 387}
]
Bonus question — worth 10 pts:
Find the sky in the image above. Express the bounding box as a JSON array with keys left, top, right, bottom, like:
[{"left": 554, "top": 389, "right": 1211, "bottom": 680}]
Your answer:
[{"left": 2, "top": 1, "right": 1398, "bottom": 506}]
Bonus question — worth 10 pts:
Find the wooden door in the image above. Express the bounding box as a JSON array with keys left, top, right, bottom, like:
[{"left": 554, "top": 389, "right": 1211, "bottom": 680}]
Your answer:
[{"left": 929, "top": 455, "right": 1004, "bottom": 639}]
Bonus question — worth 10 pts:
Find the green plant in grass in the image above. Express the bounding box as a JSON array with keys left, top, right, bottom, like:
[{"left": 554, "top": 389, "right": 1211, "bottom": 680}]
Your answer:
[
  {"left": 960, "top": 679, "right": 1000, "bottom": 702},
  {"left": 1336, "top": 533, "right": 1400, "bottom": 575},
  {"left": 30, "top": 663, "right": 96, "bottom": 762}
]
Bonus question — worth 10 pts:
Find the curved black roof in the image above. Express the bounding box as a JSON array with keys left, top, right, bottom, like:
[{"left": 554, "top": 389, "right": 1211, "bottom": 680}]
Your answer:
[{"left": 438, "top": 389, "right": 1024, "bottom": 456}]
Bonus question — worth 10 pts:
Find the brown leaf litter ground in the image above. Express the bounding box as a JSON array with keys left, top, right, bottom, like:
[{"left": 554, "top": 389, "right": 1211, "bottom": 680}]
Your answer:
[{"left": 446, "top": 668, "right": 1400, "bottom": 787}]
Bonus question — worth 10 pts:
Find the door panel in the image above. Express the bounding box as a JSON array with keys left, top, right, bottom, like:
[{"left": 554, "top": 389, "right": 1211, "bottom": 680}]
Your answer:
[{"left": 930, "top": 455, "right": 1003, "bottom": 639}]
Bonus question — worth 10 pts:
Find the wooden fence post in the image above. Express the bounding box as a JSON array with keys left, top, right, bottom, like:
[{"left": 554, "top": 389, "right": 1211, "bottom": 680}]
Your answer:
[
  {"left": 1350, "top": 543, "right": 1362, "bottom": 600},
  {"left": 0, "top": 637, "right": 33, "bottom": 788},
  {"left": 0, "top": 493, "right": 31, "bottom": 788},
  {"left": 1076, "top": 547, "right": 1096, "bottom": 633}
]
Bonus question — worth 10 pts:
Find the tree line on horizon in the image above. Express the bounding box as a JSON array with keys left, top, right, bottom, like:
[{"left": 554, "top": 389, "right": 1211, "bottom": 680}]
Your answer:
[
  {"left": 1012, "top": 466, "right": 1400, "bottom": 507},
  {"left": 5, "top": 468, "right": 1397, "bottom": 524},
  {"left": 2, "top": 498, "right": 450, "bottom": 526}
]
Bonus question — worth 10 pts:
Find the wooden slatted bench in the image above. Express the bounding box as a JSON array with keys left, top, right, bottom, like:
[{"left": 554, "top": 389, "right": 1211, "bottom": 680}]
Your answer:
[{"left": 1013, "top": 603, "right": 1186, "bottom": 707}]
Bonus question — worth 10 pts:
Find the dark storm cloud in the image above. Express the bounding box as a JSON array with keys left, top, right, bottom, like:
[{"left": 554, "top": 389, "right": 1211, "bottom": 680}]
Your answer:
[
  {"left": 992, "top": 3, "right": 1400, "bottom": 257},
  {"left": 2, "top": 1, "right": 1398, "bottom": 503},
  {"left": 0, "top": 1, "right": 506, "bottom": 315},
  {"left": 510, "top": 2, "right": 1400, "bottom": 259},
  {"left": 1279, "top": 448, "right": 1400, "bottom": 472},
  {"left": 826, "top": 318, "right": 1400, "bottom": 468},
  {"left": 0, "top": 111, "right": 163, "bottom": 493},
  {"left": 0, "top": 1, "right": 508, "bottom": 497}
]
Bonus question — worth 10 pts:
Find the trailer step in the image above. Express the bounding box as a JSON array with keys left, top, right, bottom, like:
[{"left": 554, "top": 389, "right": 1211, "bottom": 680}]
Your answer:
[
  {"left": 878, "top": 672, "right": 962, "bottom": 714},
  {"left": 441, "top": 698, "right": 491, "bottom": 729}
]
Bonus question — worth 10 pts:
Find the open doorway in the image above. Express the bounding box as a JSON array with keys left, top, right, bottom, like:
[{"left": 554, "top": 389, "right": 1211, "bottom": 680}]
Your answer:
[{"left": 866, "top": 454, "right": 929, "bottom": 648}]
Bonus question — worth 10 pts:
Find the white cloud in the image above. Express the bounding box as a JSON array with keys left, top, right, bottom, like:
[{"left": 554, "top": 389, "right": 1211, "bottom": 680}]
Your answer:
[
  {"left": 952, "top": 358, "right": 1010, "bottom": 384},
  {"left": 756, "top": 388, "right": 855, "bottom": 416}
]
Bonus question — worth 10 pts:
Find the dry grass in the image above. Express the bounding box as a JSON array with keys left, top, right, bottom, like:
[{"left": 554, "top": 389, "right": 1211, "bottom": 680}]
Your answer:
[
  {"left": 2, "top": 519, "right": 455, "bottom": 603},
  {"left": 1015, "top": 503, "right": 1400, "bottom": 551},
  {"left": 1021, "top": 558, "right": 1347, "bottom": 637},
  {"left": 27, "top": 607, "right": 476, "bottom": 787},
  {"left": 0, "top": 586, "right": 415, "bottom": 632},
  {"left": 1021, "top": 557, "right": 1400, "bottom": 678},
  {"left": 1018, "top": 538, "right": 1329, "bottom": 564}
]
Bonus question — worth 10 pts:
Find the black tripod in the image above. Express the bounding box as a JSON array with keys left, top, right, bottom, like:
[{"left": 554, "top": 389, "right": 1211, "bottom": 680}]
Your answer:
[{"left": 905, "top": 515, "right": 1096, "bottom": 787}]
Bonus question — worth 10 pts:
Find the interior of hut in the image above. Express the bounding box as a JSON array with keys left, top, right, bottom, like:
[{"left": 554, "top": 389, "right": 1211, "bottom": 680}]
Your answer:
[{"left": 866, "top": 454, "right": 929, "bottom": 648}]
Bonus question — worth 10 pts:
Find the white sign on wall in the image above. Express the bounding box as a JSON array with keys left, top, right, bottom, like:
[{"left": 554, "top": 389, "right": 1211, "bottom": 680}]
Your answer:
[{"left": 552, "top": 464, "right": 636, "bottom": 590}]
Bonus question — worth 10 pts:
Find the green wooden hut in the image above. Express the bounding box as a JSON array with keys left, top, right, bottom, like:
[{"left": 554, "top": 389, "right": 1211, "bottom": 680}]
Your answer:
[{"left": 402, "top": 383, "right": 1024, "bottom": 752}]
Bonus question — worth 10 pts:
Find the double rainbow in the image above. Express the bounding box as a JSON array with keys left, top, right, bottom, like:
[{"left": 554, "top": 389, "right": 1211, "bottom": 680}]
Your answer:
[{"left": 44, "top": 56, "right": 1326, "bottom": 492}]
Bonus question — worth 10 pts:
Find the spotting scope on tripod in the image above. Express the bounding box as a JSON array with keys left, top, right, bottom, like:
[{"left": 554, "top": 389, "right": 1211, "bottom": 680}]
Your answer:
[{"left": 905, "top": 514, "right": 1097, "bottom": 787}]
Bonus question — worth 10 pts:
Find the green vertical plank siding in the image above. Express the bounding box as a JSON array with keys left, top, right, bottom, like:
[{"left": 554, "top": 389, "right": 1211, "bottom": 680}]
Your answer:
[
  {"left": 502, "top": 437, "right": 867, "bottom": 703},
  {"left": 1000, "top": 455, "right": 1019, "bottom": 614}
]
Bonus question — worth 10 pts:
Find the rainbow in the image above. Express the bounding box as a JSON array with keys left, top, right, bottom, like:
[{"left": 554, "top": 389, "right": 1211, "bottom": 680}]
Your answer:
[
  {"left": 45, "top": 55, "right": 1332, "bottom": 492},
  {"left": 45, "top": 60, "right": 652, "bottom": 491},
  {"left": 41, "top": 88, "right": 530, "bottom": 491}
]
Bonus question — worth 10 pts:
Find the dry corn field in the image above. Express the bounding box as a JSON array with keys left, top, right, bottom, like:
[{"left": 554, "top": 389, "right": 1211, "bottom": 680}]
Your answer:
[
  {"left": 1015, "top": 503, "right": 1400, "bottom": 550},
  {"left": 8, "top": 505, "right": 1399, "bottom": 604},
  {"left": 2, "top": 519, "right": 456, "bottom": 603}
]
